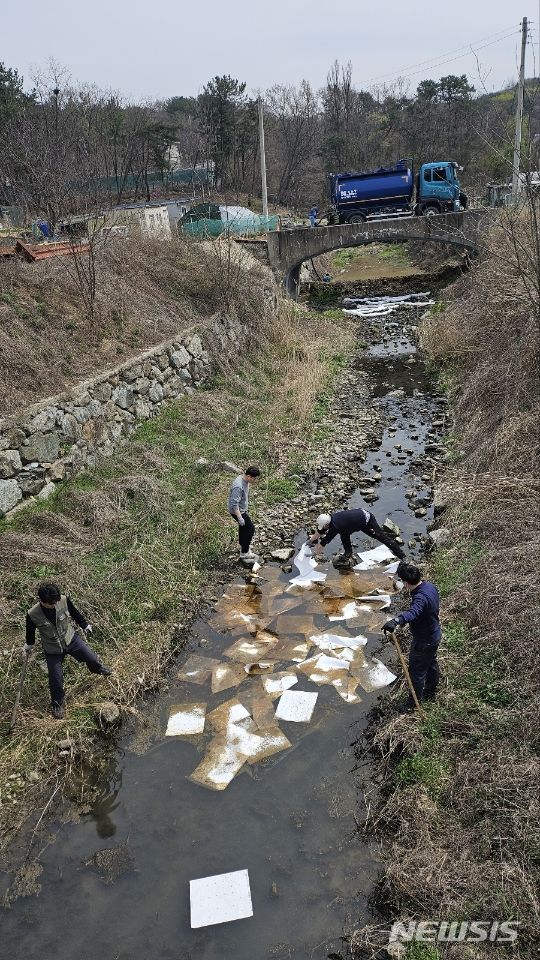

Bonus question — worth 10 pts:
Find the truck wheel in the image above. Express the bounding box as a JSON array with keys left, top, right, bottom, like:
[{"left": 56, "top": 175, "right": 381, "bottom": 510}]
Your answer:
[
  {"left": 347, "top": 214, "right": 366, "bottom": 224},
  {"left": 421, "top": 204, "right": 440, "bottom": 217}
]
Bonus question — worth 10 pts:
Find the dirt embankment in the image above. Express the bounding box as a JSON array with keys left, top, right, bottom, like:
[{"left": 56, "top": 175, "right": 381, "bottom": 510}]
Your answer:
[
  {"left": 0, "top": 237, "right": 269, "bottom": 417},
  {"left": 361, "top": 210, "right": 540, "bottom": 960}
]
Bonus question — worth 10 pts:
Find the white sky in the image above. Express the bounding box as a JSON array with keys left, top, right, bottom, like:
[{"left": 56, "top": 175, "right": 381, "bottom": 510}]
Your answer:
[{"left": 3, "top": 0, "right": 539, "bottom": 101}]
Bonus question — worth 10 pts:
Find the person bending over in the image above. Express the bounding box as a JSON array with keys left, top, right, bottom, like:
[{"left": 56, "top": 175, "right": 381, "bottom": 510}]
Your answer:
[{"left": 309, "top": 507, "right": 405, "bottom": 562}]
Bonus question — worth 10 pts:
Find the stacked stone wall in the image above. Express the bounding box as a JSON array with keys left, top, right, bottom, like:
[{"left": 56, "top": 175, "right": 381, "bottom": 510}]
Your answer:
[{"left": 0, "top": 313, "right": 247, "bottom": 517}]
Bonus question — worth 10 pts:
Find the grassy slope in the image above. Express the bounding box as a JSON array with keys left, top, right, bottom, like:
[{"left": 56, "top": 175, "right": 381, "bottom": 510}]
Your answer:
[
  {"left": 0, "top": 301, "right": 353, "bottom": 851},
  {"left": 367, "top": 210, "right": 539, "bottom": 960},
  {"left": 0, "top": 235, "right": 272, "bottom": 416}
]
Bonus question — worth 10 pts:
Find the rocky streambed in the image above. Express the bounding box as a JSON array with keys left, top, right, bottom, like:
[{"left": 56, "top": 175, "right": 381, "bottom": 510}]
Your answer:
[{"left": 256, "top": 291, "right": 448, "bottom": 562}]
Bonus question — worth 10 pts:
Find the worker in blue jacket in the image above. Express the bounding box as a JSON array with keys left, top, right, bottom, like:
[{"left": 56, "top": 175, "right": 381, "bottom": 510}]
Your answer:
[{"left": 383, "top": 561, "right": 441, "bottom": 710}]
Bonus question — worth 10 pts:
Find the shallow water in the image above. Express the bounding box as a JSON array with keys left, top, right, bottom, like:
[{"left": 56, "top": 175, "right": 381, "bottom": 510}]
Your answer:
[{"left": 0, "top": 302, "right": 443, "bottom": 960}]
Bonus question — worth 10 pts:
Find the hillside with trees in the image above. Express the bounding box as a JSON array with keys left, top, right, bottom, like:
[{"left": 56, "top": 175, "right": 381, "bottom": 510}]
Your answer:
[{"left": 1, "top": 60, "right": 539, "bottom": 218}]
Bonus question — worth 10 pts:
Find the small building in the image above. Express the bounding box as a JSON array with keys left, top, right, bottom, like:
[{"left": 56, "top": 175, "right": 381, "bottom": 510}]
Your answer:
[
  {"left": 486, "top": 172, "right": 540, "bottom": 207},
  {"left": 105, "top": 202, "right": 172, "bottom": 239},
  {"left": 151, "top": 197, "right": 196, "bottom": 230},
  {"left": 57, "top": 201, "right": 199, "bottom": 241}
]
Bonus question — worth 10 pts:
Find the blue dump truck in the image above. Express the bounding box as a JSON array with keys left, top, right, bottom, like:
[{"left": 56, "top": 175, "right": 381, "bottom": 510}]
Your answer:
[{"left": 329, "top": 159, "right": 467, "bottom": 223}]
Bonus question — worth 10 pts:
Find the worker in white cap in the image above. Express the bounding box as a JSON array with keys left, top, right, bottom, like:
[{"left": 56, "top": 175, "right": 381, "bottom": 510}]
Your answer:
[{"left": 308, "top": 507, "right": 405, "bottom": 564}]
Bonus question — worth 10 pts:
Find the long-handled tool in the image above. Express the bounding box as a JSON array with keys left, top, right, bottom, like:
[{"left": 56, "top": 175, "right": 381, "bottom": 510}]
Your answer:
[
  {"left": 389, "top": 630, "right": 424, "bottom": 716},
  {"left": 8, "top": 651, "right": 30, "bottom": 734}
]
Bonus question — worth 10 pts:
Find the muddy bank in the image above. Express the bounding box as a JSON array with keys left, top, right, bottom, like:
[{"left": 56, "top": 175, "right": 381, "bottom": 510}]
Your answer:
[{"left": 0, "top": 285, "right": 447, "bottom": 959}]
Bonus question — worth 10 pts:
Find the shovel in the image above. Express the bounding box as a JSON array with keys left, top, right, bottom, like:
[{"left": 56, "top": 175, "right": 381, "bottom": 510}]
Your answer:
[
  {"left": 389, "top": 630, "right": 424, "bottom": 716},
  {"left": 8, "top": 651, "right": 31, "bottom": 734}
]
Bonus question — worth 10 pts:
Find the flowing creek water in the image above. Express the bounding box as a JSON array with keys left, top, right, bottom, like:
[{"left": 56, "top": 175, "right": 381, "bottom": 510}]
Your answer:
[{"left": 1, "top": 291, "right": 447, "bottom": 960}]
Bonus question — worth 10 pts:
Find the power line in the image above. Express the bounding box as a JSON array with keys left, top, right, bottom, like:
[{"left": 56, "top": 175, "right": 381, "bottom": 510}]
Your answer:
[
  {"left": 360, "top": 24, "right": 520, "bottom": 84},
  {"left": 359, "top": 25, "right": 521, "bottom": 88}
]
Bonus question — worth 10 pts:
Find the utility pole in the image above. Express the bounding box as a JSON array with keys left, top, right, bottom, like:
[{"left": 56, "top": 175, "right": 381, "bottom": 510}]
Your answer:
[
  {"left": 258, "top": 97, "right": 269, "bottom": 219},
  {"left": 511, "top": 16, "right": 528, "bottom": 203},
  {"left": 53, "top": 86, "right": 60, "bottom": 140}
]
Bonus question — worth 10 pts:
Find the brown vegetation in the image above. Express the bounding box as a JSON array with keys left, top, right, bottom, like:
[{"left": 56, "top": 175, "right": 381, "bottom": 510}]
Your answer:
[
  {"left": 0, "top": 235, "right": 271, "bottom": 416},
  {"left": 361, "top": 208, "right": 540, "bottom": 959}
]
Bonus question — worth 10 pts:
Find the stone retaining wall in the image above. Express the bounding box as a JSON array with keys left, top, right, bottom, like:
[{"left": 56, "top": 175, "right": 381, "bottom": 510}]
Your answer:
[{"left": 0, "top": 313, "right": 247, "bottom": 518}]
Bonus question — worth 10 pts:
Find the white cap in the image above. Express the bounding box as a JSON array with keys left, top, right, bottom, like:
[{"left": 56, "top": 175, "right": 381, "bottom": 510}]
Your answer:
[{"left": 316, "top": 513, "right": 331, "bottom": 531}]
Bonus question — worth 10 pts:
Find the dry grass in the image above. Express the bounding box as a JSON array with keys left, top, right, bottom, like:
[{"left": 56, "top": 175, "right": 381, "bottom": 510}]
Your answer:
[
  {"left": 364, "top": 208, "right": 540, "bottom": 959},
  {"left": 0, "top": 235, "right": 273, "bottom": 416},
  {"left": 420, "top": 209, "right": 540, "bottom": 475}
]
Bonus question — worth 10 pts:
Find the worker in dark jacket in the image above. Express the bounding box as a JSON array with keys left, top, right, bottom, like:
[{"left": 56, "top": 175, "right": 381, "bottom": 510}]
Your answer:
[
  {"left": 383, "top": 561, "right": 441, "bottom": 709},
  {"left": 308, "top": 508, "right": 405, "bottom": 563},
  {"left": 23, "top": 582, "right": 112, "bottom": 719}
]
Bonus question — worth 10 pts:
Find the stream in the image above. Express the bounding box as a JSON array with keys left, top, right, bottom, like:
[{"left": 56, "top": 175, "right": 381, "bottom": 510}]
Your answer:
[{"left": 0, "top": 291, "right": 446, "bottom": 960}]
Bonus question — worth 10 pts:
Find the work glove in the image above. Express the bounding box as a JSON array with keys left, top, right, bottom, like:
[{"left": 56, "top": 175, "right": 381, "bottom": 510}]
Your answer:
[
  {"left": 238, "top": 517, "right": 245, "bottom": 527},
  {"left": 382, "top": 619, "right": 399, "bottom": 634},
  {"left": 22, "top": 643, "right": 33, "bottom": 655},
  {"left": 85, "top": 625, "right": 93, "bottom": 634}
]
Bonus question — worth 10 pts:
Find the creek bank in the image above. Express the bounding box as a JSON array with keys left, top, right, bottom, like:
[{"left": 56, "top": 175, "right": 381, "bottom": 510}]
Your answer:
[
  {"left": 0, "top": 284, "right": 449, "bottom": 960},
  {"left": 358, "top": 213, "right": 540, "bottom": 960},
  {"left": 0, "top": 313, "right": 254, "bottom": 517},
  {"left": 0, "top": 301, "right": 354, "bottom": 855}
]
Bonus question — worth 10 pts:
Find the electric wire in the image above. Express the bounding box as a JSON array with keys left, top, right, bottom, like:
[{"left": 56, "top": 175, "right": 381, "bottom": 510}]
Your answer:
[{"left": 360, "top": 26, "right": 521, "bottom": 88}]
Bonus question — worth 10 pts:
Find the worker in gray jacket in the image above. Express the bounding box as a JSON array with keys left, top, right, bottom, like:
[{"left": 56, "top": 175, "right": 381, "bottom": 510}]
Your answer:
[
  {"left": 228, "top": 466, "right": 261, "bottom": 561},
  {"left": 23, "top": 582, "right": 112, "bottom": 719}
]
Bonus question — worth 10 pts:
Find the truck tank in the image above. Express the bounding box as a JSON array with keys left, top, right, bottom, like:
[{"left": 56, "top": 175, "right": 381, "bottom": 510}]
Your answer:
[{"left": 330, "top": 161, "right": 414, "bottom": 217}]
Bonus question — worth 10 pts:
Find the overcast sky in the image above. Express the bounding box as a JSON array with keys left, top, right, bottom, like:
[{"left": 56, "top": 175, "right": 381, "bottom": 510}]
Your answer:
[{"left": 3, "top": 1, "right": 538, "bottom": 101}]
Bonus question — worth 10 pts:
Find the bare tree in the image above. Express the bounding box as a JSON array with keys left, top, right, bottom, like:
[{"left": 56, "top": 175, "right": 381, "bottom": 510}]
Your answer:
[{"left": 265, "top": 82, "right": 321, "bottom": 206}]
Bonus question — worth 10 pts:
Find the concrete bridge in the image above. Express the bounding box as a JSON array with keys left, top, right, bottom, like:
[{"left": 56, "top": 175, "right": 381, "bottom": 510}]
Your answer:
[{"left": 257, "top": 209, "right": 494, "bottom": 295}]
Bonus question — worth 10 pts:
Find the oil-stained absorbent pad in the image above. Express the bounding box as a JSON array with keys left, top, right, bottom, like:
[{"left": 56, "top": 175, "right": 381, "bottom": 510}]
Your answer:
[
  {"left": 290, "top": 543, "right": 327, "bottom": 586},
  {"left": 310, "top": 632, "right": 368, "bottom": 651},
  {"left": 275, "top": 690, "right": 318, "bottom": 722},
  {"left": 165, "top": 703, "right": 206, "bottom": 736},
  {"left": 328, "top": 601, "right": 362, "bottom": 621},
  {"left": 262, "top": 672, "right": 298, "bottom": 696}
]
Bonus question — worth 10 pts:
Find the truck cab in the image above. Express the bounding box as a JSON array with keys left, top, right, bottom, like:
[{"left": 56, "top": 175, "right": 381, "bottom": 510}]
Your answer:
[{"left": 416, "top": 161, "right": 464, "bottom": 216}]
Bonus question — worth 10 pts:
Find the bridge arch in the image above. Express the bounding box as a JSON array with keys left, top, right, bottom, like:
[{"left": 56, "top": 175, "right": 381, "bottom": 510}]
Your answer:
[{"left": 264, "top": 210, "right": 492, "bottom": 296}]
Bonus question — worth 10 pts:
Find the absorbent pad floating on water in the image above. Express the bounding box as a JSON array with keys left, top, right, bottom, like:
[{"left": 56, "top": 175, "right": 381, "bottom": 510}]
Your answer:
[
  {"left": 177, "top": 654, "right": 220, "bottom": 684},
  {"left": 356, "top": 545, "right": 396, "bottom": 564},
  {"left": 358, "top": 594, "right": 392, "bottom": 609},
  {"left": 352, "top": 658, "right": 397, "bottom": 692},
  {"left": 328, "top": 601, "right": 364, "bottom": 621},
  {"left": 310, "top": 632, "right": 368, "bottom": 651},
  {"left": 262, "top": 671, "right": 298, "bottom": 697},
  {"left": 190, "top": 868, "right": 253, "bottom": 928},
  {"left": 275, "top": 690, "right": 318, "bottom": 723},
  {"left": 165, "top": 703, "right": 206, "bottom": 736},
  {"left": 188, "top": 738, "right": 248, "bottom": 791}
]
